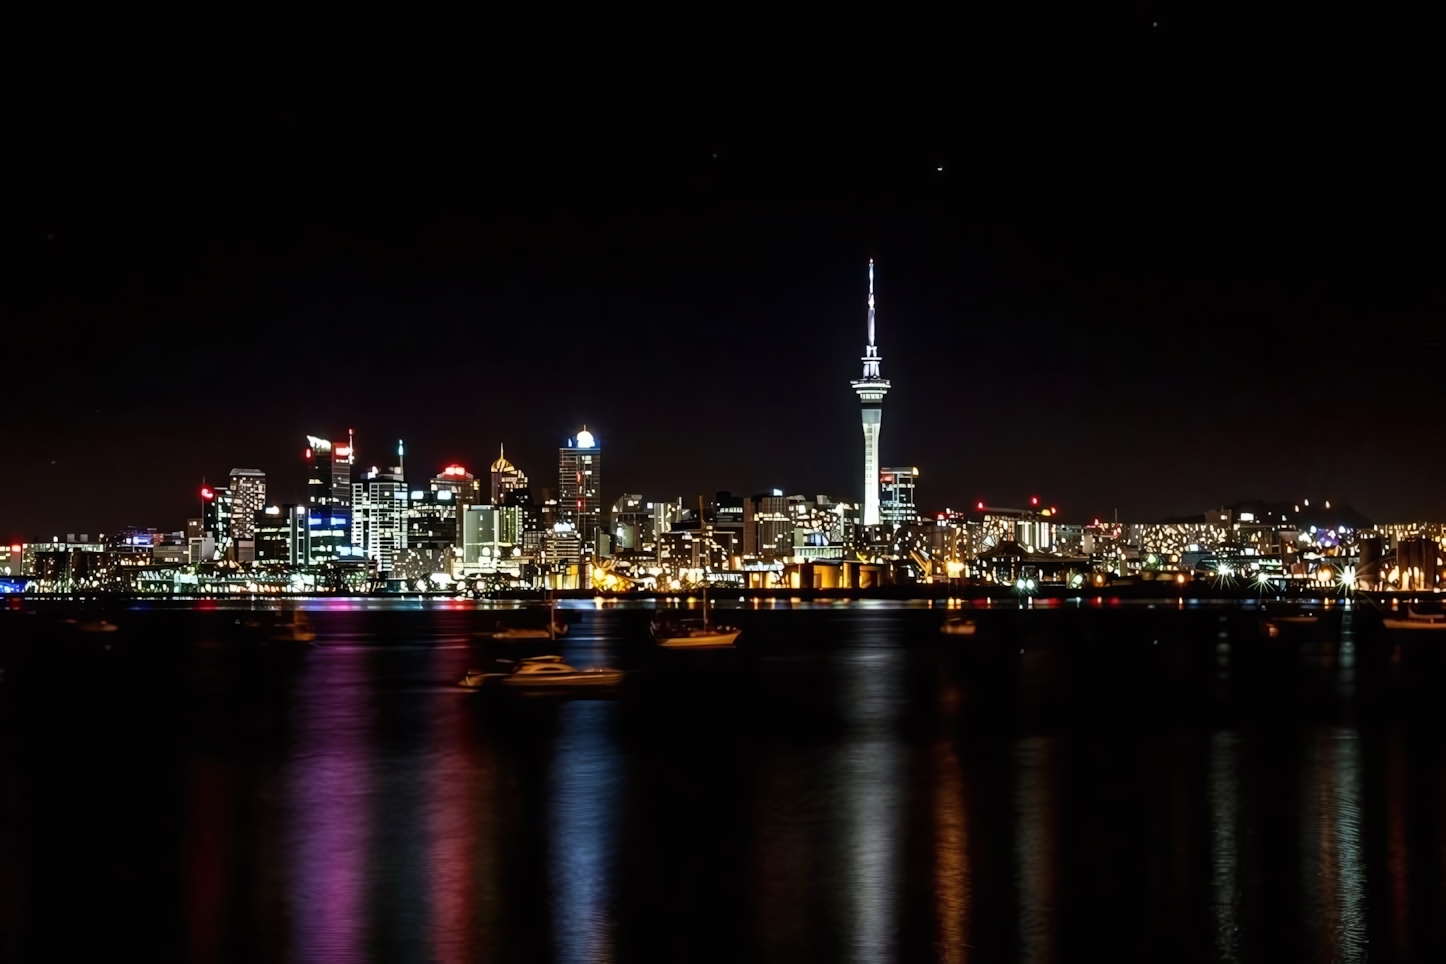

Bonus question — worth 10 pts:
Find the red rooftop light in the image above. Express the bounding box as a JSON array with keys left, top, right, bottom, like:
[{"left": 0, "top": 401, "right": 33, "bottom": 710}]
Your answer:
[
  {"left": 201, "top": 486, "right": 214, "bottom": 501},
  {"left": 1030, "top": 496, "right": 1039, "bottom": 506},
  {"left": 443, "top": 464, "right": 467, "bottom": 476},
  {"left": 976, "top": 501, "right": 984, "bottom": 510}
]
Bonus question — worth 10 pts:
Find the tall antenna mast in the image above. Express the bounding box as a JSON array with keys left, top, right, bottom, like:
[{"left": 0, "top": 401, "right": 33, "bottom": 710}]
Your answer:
[{"left": 867, "top": 258, "right": 876, "bottom": 347}]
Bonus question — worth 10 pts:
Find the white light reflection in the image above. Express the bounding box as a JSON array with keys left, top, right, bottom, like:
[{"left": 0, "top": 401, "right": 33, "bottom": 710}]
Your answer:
[
  {"left": 1302, "top": 728, "right": 1368, "bottom": 963},
  {"left": 548, "top": 700, "right": 624, "bottom": 964},
  {"left": 838, "top": 644, "right": 904, "bottom": 963},
  {"left": 1209, "top": 730, "right": 1242, "bottom": 960}
]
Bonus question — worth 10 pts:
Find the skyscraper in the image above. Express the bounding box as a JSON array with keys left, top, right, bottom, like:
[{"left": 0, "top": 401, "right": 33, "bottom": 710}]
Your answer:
[
  {"left": 304, "top": 434, "right": 355, "bottom": 563},
  {"left": 353, "top": 464, "right": 408, "bottom": 574},
  {"left": 880, "top": 467, "right": 919, "bottom": 525},
  {"left": 851, "top": 260, "right": 890, "bottom": 525},
  {"left": 228, "top": 469, "right": 266, "bottom": 542},
  {"left": 490, "top": 445, "right": 528, "bottom": 504},
  {"left": 305, "top": 434, "right": 353, "bottom": 507},
  {"left": 559, "top": 428, "right": 601, "bottom": 554}
]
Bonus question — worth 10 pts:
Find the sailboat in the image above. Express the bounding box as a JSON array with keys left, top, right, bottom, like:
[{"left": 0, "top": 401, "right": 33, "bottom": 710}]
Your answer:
[{"left": 651, "top": 586, "right": 741, "bottom": 649}]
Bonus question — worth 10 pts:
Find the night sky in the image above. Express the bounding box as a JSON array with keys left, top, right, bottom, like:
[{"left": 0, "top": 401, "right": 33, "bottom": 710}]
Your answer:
[{"left": 5, "top": 27, "right": 1441, "bottom": 539}]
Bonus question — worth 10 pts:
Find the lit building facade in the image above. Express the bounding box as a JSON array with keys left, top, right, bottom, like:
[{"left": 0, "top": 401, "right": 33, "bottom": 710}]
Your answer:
[
  {"left": 255, "top": 504, "right": 307, "bottom": 564},
  {"left": 305, "top": 434, "right": 354, "bottom": 561},
  {"left": 353, "top": 466, "right": 408, "bottom": 573},
  {"left": 559, "top": 428, "right": 601, "bottom": 555},
  {"left": 228, "top": 469, "right": 266, "bottom": 541},
  {"left": 851, "top": 260, "right": 890, "bottom": 526},
  {"left": 490, "top": 446, "right": 528, "bottom": 505},
  {"left": 879, "top": 467, "right": 919, "bottom": 525}
]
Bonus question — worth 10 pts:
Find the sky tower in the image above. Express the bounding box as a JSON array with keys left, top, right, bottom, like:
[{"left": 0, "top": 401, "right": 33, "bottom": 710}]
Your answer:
[{"left": 851, "top": 259, "right": 890, "bottom": 525}]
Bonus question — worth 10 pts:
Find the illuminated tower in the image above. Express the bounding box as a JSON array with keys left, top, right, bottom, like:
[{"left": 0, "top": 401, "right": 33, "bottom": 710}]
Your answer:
[
  {"left": 851, "top": 259, "right": 890, "bottom": 526},
  {"left": 559, "top": 428, "right": 601, "bottom": 554}
]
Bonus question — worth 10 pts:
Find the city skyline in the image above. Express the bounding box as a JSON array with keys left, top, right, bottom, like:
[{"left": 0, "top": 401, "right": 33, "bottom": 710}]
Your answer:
[{"left": 8, "top": 77, "right": 1443, "bottom": 535}]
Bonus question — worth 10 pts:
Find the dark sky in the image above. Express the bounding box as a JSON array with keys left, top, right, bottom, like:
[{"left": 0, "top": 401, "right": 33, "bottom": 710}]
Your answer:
[{"left": 4, "top": 23, "right": 1441, "bottom": 539}]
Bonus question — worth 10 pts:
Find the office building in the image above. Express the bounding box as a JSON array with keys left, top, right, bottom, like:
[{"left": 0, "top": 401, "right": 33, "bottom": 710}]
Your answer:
[
  {"left": 305, "top": 434, "right": 354, "bottom": 560},
  {"left": 255, "top": 505, "right": 306, "bottom": 564},
  {"left": 850, "top": 260, "right": 890, "bottom": 526},
  {"left": 305, "top": 434, "right": 354, "bottom": 507},
  {"left": 228, "top": 469, "right": 267, "bottom": 541},
  {"left": 880, "top": 467, "right": 919, "bottom": 525},
  {"left": 490, "top": 446, "right": 528, "bottom": 505},
  {"left": 744, "top": 491, "right": 791, "bottom": 558},
  {"left": 559, "top": 428, "right": 602, "bottom": 555},
  {"left": 353, "top": 465, "right": 408, "bottom": 573},
  {"left": 200, "top": 482, "right": 231, "bottom": 560}
]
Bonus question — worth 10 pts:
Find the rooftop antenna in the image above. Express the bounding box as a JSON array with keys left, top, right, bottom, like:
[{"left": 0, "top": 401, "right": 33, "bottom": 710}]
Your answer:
[{"left": 397, "top": 439, "right": 405, "bottom": 479}]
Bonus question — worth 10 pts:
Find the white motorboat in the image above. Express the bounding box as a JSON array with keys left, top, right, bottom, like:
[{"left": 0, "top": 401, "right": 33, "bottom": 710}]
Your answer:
[
  {"left": 500, "top": 658, "right": 625, "bottom": 688},
  {"left": 462, "top": 656, "right": 623, "bottom": 690},
  {"left": 940, "top": 617, "right": 977, "bottom": 636},
  {"left": 652, "top": 588, "right": 739, "bottom": 649}
]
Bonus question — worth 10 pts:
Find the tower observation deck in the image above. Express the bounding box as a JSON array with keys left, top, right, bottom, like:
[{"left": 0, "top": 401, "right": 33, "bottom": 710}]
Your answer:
[{"left": 851, "top": 259, "right": 890, "bottom": 526}]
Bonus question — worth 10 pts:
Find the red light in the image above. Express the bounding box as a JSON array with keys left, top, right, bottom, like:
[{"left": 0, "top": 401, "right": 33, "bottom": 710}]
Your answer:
[
  {"left": 304, "top": 447, "right": 312, "bottom": 460},
  {"left": 444, "top": 464, "right": 466, "bottom": 476},
  {"left": 201, "top": 487, "right": 214, "bottom": 500},
  {"left": 1030, "top": 496, "right": 1039, "bottom": 506},
  {"left": 336, "top": 446, "right": 351, "bottom": 458},
  {"left": 1051, "top": 507, "right": 1057, "bottom": 514},
  {"left": 9, "top": 544, "right": 19, "bottom": 553},
  {"left": 976, "top": 502, "right": 984, "bottom": 510}
]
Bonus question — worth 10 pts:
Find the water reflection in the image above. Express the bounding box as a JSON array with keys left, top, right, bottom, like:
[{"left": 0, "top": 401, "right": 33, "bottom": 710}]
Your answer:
[
  {"left": 1209, "top": 731, "right": 1242, "bottom": 961},
  {"left": 283, "top": 651, "right": 373, "bottom": 963},
  {"left": 932, "top": 737, "right": 971, "bottom": 964},
  {"left": 1014, "top": 736, "right": 1059, "bottom": 964},
  {"left": 1301, "top": 728, "right": 1367, "bottom": 963},
  {"left": 837, "top": 637, "right": 905, "bottom": 963},
  {"left": 549, "top": 699, "right": 624, "bottom": 964}
]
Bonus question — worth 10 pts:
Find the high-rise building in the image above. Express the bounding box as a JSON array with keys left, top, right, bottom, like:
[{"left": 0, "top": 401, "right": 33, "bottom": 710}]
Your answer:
[
  {"left": 200, "top": 482, "right": 231, "bottom": 560},
  {"left": 559, "top": 428, "right": 601, "bottom": 555},
  {"left": 850, "top": 260, "right": 890, "bottom": 526},
  {"left": 255, "top": 505, "right": 307, "bottom": 564},
  {"left": 353, "top": 465, "right": 408, "bottom": 574},
  {"left": 490, "top": 446, "right": 528, "bottom": 505},
  {"left": 228, "top": 469, "right": 267, "bottom": 542},
  {"left": 305, "top": 434, "right": 354, "bottom": 507},
  {"left": 304, "top": 434, "right": 356, "bottom": 563},
  {"left": 880, "top": 467, "right": 919, "bottom": 525},
  {"left": 745, "top": 490, "right": 792, "bottom": 558}
]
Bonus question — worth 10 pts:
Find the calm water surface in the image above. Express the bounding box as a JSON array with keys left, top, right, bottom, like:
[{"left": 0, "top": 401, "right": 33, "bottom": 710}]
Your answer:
[{"left": 2, "top": 600, "right": 1445, "bottom": 962}]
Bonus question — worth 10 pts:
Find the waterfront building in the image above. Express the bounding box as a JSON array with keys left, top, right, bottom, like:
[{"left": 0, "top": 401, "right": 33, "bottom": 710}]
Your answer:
[
  {"left": 353, "top": 465, "right": 408, "bottom": 574},
  {"left": 305, "top": 434, "right": 354, "bottom": 507},
  {"left": 559, "top": 428, "right": 601, "bottom": 555},
  {"left": 879, "top": 467, "right": 919, "bottom": 525},
  {"left": 255, "top": 505, "right": 306, "bottom": 564},
  {"left": 228, "top": 469, "right": 266, "bottom": 542},
  {"left": 490, "top": 446, "right": 528, "bottom": 505},
  {"left": 432, "top": 463, "right": 483, "bottom": 546},
  {"left": 744, "top": 491, "right": 791, "bottom": 559},
  {"left": 305, "top": 434, "right": 354, "bottom": 560},
  {"left": 200, "top": 482, "right": 231, "bottom": 560},
  {"left": 850, "top": 260, "right": 890, "bottom": 526}
]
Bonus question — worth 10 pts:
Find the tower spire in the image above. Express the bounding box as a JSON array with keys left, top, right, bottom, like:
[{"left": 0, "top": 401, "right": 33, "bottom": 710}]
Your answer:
[
  {"left": 851, "top": 259, "right": 891, "bottom": 526},
  {"left": 868, "top": 258, "right": 875, "bottom": 347}
]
